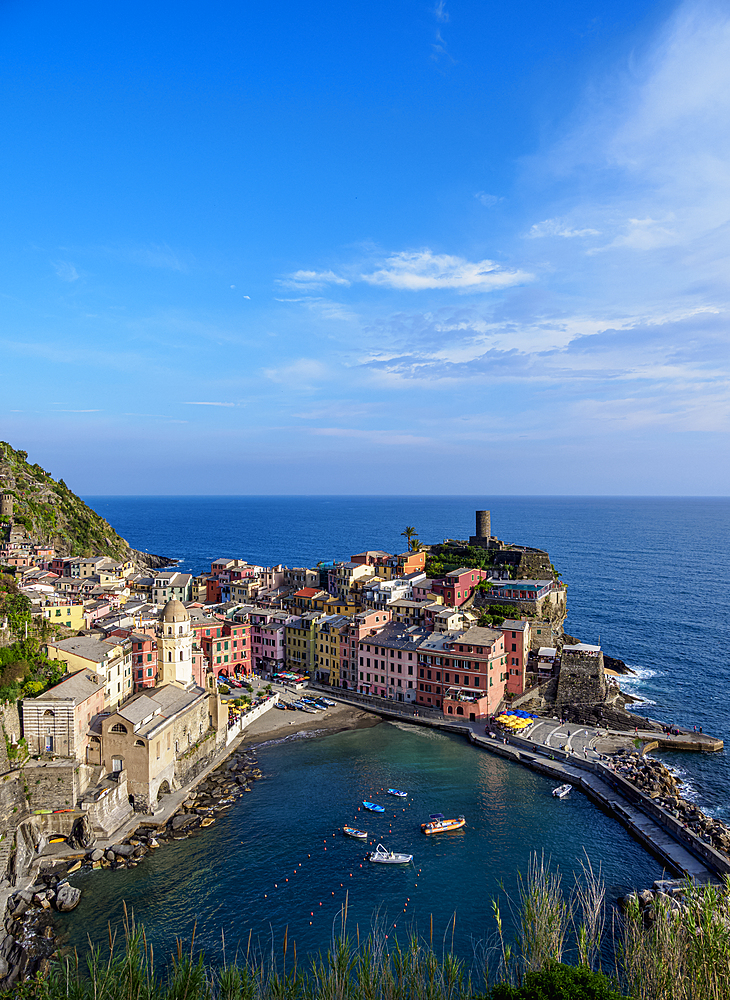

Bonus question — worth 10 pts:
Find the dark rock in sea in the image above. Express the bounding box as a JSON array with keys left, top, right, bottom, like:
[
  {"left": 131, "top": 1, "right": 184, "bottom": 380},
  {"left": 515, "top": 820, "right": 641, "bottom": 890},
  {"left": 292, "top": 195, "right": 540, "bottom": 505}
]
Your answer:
[
  {"left": 604, "top": 654, "right": 635, "bottom": 675},
  {"left": 111, "top": 844, "right": 134, "bottom": 857},
  {"left": 171, "top": 814, "right": 197, "bottom": 831},
  {"left": 55, "top": 885, "right": 81, "bottom": 912}
]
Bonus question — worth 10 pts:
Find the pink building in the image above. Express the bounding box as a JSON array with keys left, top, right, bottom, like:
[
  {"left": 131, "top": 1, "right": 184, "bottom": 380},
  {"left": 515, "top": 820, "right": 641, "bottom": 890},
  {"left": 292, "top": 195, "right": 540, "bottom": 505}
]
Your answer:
[
  {"left": 415, "top": 625, "right": 507, "bottom": 716},
  {"left": 430, "top": 568, "right": 488, "bottom": 607},
  {"left": 250, "top": 610, "right": 293, "bottom": 675},
  {"left": 356, "top": 619, "right": 424, "bottom": 700},
  {"left": 501, "top": 619, "right": 531, "bottom": 697},
  {"left": 200, "top": 619, "right": 251, "bottom": 679},
  {"left": 340, "top": 608, "right": 392, "bottom": 690}
]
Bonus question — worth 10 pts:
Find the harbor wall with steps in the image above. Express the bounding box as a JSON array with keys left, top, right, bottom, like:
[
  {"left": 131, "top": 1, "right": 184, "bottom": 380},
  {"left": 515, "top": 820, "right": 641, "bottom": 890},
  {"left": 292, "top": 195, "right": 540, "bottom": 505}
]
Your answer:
[{"left": 310, "top": 686, "right": 728, "bottom": 883}]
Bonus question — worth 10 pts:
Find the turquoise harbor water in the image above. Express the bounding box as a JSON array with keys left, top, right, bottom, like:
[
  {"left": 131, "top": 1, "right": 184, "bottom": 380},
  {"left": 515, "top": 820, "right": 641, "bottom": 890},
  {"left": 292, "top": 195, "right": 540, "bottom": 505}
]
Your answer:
[
  {"left": 57, "top": 722, "right": 661, "bottom": 963},
  {"left": 63, "top": 494, "right": 729, "bottom": 962}
]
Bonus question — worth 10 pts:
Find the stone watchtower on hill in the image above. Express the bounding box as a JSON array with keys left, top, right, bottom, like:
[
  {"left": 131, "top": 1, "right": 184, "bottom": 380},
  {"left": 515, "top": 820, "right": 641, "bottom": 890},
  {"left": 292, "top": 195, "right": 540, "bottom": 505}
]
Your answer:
[
  {"left": 469, "top": 510, "right": 493, "bottom": 548},
  {"left": 1, "top": 493, "right": 13, "bottom": 519},
  {"left": 556, "top": 643, "right": 607, "bottom": 709}
]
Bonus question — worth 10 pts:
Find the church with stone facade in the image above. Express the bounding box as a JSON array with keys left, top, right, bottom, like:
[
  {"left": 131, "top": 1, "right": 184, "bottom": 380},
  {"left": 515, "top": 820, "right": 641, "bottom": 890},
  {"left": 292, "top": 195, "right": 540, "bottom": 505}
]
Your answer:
[{"left": 86, "top": 599, "right": 228, "bottom": 811}]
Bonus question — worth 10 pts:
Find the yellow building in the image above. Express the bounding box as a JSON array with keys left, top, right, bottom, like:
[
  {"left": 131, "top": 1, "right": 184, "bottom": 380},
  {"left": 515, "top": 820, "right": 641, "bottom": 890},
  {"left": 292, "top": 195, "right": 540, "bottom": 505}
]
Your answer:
[
  {"left": 45, "top": 635, "right": 133, "bottom": 710},
  {"left": 284, "top": 613, "right": 322, "bottom": 674},
  {"left": 39, "top": 601, "right": 86, "bottom": 631},
  {"left": 314, "top": 595, "right": 361, "bottom": 616},
  {"left": 313, "top": 615, "right": 349, "bottom": 685}
]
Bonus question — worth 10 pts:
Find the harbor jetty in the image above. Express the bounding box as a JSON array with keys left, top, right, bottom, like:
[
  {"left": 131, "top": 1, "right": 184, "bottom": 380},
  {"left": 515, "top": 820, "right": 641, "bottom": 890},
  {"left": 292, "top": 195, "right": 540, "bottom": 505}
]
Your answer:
[{"left": 306, "top": 685, "right": 728, "bottom": 886}]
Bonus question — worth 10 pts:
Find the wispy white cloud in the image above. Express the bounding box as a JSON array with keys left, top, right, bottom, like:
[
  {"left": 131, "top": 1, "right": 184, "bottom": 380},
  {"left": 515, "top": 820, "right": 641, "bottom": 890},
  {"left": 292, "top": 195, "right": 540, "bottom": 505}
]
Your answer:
[
  {"left": 52, "top": 260, "right": 79, "bottom": 282},
  {"left": 433, "top": 1, "right": 449, "bottom": 23},
  {"left": 279, "top": 269, "right": 351, "bottom": 290},
  {"left": 474, "top": 192, "right": 502, "bottom": 208},
  {"left": 361, "top": 250, "right": 531, "bottom": 291},
  {"left": 183, "top": 401, "right": 236, "bottom": 407},
  {"left": 280, "top": 249, "right": 530, "bottom": 294},
  {"left": 527, "top": 218, "right": 601, "bottom": 239}
]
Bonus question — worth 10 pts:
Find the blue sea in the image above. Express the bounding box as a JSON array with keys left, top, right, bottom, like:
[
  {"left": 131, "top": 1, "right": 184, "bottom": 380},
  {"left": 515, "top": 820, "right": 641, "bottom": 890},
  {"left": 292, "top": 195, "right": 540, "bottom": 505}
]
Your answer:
[{"left": 64, "top": 495, "right": 729, "bottom": 962}]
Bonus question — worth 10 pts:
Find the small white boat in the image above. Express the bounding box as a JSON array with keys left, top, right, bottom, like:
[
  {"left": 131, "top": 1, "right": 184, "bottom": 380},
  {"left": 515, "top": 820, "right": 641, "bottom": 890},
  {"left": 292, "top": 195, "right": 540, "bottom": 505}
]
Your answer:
[
  {"left": 368, "top": 843, "right": 413, "bottom": 864},
  {"left": 387, "top": 788, "right": 407, "bottom": 798},
  {"left": 553, "top": 783, "right": 572, "bottom": 798}
]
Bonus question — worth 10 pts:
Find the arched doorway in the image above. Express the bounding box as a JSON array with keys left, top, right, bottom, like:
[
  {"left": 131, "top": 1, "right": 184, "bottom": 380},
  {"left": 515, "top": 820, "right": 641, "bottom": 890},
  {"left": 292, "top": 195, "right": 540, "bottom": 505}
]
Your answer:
[{"left": 157, "top": 779, "right": 171, "bottom": 801}]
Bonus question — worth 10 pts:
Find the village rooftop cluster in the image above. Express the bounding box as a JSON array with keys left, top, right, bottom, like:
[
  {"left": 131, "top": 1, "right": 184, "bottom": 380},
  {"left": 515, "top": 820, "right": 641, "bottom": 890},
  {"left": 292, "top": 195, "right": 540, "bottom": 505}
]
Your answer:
[{"left": 12, "top": 511, "right": 569, "bottom": 724}]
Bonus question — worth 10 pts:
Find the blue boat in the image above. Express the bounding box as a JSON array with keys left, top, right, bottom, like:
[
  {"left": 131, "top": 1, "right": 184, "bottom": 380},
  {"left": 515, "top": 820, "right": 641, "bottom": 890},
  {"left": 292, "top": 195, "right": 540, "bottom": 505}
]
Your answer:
[
  {"left": 363, "top": 800, "right": 385, "bottom": 813},
  {"left": 387, "top": 788, "right": 407, "bottom": 798}
]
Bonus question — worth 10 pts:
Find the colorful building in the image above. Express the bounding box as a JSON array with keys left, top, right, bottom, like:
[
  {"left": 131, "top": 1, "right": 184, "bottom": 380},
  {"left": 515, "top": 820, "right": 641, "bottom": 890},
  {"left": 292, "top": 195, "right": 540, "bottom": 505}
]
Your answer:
[
  {"left": 313, "top": 615, "right": 349, "bottom": 685},
  {"left": 45, "top": 635, "right": 133, "bottom": 710},
  {"left": 416, "top": 625, "right": 507, "bottom": 717},
  {"left": 501, "top": 619, "right": 530, "bottom": 697},
  {"left": 284, "top": 612, "right": 322, "bottom": 674},
  {"left": 250, "top": 610, "right": 293, "bottom": 675},
  {"left": 338, "top": 609, "right": 392, "bottom": 690},
  {"left": 356, "top": 622, "right": 426, "bottom": 700},
  {"left": 430, "top": 568, "right": 488, "bottom": 607},
  {"left": 199, "top": 619, "right": 250, "bottom": 679}
]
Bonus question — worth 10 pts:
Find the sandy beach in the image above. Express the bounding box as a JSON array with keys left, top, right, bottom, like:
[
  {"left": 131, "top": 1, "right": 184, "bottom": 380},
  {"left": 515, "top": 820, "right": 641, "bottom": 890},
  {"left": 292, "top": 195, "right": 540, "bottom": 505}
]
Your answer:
[{"left": 240, "top": 700, "right": 382, "bottom": 745}]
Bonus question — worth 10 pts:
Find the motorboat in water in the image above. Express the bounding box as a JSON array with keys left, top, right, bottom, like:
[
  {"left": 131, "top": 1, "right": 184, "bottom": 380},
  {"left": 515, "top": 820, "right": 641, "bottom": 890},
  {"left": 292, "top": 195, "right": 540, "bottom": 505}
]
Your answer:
[
  {"left": 343, "top": 826, "right": 368, "bottom": 839},
  {"left": 387, "top": 788, "right": 407, "bottom": 798},
  {"left": 420, "top": 813, "right": 466, "bottom": 834},
  {"left": 552, "top": 783, "right": 572, "bottom": 798},
  {"left": 363, "top": 800, "right": 385, "bottom": 813},
  {"left": 368, "top": 843, "right": 413, "bottom": 864}
]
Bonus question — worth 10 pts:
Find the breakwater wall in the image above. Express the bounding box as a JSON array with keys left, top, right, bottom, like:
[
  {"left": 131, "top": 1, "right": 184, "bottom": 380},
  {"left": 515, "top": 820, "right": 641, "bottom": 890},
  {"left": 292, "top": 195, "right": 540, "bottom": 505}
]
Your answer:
[{"left": 311, "top": 687, "right": 729, "bottom": 883}]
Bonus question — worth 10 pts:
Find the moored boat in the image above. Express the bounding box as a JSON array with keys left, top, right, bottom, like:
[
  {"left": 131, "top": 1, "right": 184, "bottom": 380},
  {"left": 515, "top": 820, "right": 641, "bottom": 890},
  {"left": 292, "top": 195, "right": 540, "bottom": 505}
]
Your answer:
[
  {"left": 368, "top": 843, "right": 413, "bottom": 864},
  {"left": 387, "top": 788, "right": 407, "bottom": 798},
  {"left": 420, "top": 813, "right": 466, "bottom": 834},
  {"left": 552, "top": 783, "right": 572, "bottom": 798},
  {"left": 343, "top": 826, "right": 368, "bottom": 839},
  {"left": 363, "top": 800, "right": 385, "bottom": 813}
]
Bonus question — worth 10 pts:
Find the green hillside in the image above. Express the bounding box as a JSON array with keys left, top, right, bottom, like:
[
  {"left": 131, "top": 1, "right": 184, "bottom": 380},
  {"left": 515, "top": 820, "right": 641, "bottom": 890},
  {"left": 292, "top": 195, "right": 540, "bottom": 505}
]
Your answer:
[{"left": 0, "top": 441, "right": 163, "bottom": 562}]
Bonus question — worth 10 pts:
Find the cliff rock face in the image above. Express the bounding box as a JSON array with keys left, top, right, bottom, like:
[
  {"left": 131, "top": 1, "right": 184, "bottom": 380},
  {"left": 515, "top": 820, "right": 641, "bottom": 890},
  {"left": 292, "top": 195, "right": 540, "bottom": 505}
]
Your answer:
[{"left": 0, "top": 441, "right": 169, "bottom": 566}]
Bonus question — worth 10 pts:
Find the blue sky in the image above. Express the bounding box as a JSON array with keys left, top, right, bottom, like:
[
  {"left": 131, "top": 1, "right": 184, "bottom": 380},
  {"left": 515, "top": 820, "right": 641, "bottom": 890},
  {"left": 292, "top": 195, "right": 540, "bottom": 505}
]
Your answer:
[{"left": 2, "top": 0, "right": 729, "bottom": 494}]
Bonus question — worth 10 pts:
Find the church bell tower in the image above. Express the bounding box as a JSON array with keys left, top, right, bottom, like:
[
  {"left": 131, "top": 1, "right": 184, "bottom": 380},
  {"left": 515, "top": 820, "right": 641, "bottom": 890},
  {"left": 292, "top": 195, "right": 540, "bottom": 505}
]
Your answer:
[{"left": 158, "top": 599, "right": 193, "bottom": 688}]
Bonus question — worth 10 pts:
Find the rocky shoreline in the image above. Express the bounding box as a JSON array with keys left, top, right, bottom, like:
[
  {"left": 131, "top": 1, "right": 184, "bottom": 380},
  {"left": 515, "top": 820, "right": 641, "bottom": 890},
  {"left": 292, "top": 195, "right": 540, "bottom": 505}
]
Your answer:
[
  {"left": 0, "top": 743, "right": 265, "bottom": 989},
  {"left": 613, "top": 751, "right": 730, "bottom": 857}
]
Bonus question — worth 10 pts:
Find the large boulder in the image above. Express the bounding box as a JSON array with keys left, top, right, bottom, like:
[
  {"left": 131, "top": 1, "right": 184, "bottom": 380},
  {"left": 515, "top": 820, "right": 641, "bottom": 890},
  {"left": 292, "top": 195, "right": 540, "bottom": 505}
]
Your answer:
[
  {"left": 171, "top": 813, "right": 197, "bottom": 831},
  {"left": 111, "top": 844, "right": 134, "bottom": 857},
  {"left": 55, "top": 884, "right": 81, "bottom": 912}
]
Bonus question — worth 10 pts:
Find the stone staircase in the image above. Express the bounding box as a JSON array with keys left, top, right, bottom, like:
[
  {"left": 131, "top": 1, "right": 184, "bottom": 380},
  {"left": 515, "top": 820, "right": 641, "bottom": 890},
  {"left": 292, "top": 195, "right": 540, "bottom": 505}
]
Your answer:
[{"left": 0, "top": 833, "right": 14, "bottom": 881}]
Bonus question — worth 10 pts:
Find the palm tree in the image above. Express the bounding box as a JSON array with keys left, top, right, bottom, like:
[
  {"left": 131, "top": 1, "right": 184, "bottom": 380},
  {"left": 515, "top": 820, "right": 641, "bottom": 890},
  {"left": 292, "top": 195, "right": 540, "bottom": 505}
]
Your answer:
[
  {"left": 410, "top": 539, "right": 423, "bottom": 553},
  {"left": 401, "top": 526, "right": 417, "bottom": 551}
]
